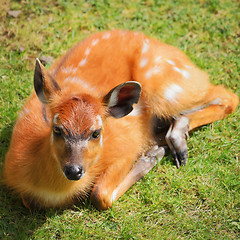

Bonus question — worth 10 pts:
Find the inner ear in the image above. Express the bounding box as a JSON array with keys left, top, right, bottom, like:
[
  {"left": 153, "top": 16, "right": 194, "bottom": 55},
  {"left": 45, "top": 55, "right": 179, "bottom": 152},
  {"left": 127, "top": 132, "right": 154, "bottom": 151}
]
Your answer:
[
  {"left": 103, "top": 81, "right": 142, "bottom": 118},
  {"left": 34, "top": 58, "right": 61, "bottom": 104}
]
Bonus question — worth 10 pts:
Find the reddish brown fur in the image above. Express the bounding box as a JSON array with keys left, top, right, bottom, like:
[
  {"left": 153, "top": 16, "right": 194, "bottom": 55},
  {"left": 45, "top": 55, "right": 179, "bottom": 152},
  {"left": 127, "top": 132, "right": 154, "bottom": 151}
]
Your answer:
[
  {"left": 53, "top": 95, "right": 103, "bottom": 136},
  {"left": 3, "top": 30, "right": 238, "bottom": 210}
]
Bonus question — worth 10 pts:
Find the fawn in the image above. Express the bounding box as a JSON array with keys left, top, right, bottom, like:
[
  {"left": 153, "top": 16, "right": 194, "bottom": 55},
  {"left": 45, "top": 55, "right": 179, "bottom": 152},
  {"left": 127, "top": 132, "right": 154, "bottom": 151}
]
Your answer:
[{"left": 3, "top": 30, "right": 238, "bottom": 210}]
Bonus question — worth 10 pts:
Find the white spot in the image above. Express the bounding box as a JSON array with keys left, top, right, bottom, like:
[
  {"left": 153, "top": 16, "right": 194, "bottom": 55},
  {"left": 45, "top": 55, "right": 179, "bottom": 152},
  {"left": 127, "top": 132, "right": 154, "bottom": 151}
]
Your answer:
[
  {"left": 181, "top": 70, "right": 190, "bottom": 79},
  {"left": 173, "top": 67, "right": 190, "bottom": 79},
  {"left": 185, "top": 65, "right": 193, "bottom": 69},
  {"left": 164, "top": 84, "right": 183, "bottom": 102},
  {"left": 166, "top": 59, "right": 176, "bottom": 66},
  {"left": 145, "top": 65, "right": 161, "bottom": 79},
  {"left": 90, "top": 116, "right": 102, "bottom": 133},
  {"left": 61, "top": 65, "right": 77, "bottom": 74},
  {"left": 91, "top": 115, "right": 103, "bottom": 131},
  {"left": 173, "top": 66, "right": 181, "bottom": 74},
  {"left": 152, "top": 65, "right": 161, "bottom": 74},
  {"left": 102, "top": 32, "right": 111, "bottom": 39},
  {"left": 96, "top": 115, "right": 103, "bottom": 127},
  {"left": 145, "top": 70, "right": 152, "bottom": 79},
  {"left": 155, "top": 56, "right": 163, "bottom": 62},
  {"left": 91, "top": 38, "right": 99, "bottom": 46},
  {"left": 99, "top": 135, "right": 103, "bottom": 147},
  {"left": 128, "top": 102, "right": 142, "bottom": 116},
  {"left": 142, "top": 39, "right": 150, "bottom": 54},
  {"left": 85, "top": 47, "right": 91, "bottom": 56},
  {"left": 139, "top": 58, "right": 148, "bottom": 68},
  {"left": 111, "top": 189, "right": 117, "bottom": 202},
  {"left": 79, "top": 58, "right": 87, "bottom": 67},
  {"left": 64, "top": 76, "right": 95, "bottom": 92}
]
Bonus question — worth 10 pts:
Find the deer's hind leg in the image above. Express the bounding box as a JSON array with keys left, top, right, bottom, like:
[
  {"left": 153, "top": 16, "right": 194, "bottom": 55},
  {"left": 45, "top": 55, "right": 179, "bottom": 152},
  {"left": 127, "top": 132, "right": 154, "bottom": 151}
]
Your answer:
[
  {"left": 185, "top": 85, "right": 239, "bottom": 131},
  {"left": 164, "top": 85, "right": 238, "bottom": 168}
]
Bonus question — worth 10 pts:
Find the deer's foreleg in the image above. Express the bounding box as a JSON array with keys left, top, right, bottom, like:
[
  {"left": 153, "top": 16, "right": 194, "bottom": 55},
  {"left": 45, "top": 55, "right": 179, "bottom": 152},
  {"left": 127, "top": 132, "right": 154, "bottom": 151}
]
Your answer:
[{"left": 91, "top": 146, "right": 165, "bottom": 210}]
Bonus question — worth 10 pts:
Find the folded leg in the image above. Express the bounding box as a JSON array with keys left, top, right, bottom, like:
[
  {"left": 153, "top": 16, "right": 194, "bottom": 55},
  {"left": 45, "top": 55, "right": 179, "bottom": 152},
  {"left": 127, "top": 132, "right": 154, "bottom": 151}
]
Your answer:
[
  {"left": 160, "top": 85, "right": 239, "bottom": 168},
  {"left": 91, "top": 146, "right": 165, "bottom": 210}
]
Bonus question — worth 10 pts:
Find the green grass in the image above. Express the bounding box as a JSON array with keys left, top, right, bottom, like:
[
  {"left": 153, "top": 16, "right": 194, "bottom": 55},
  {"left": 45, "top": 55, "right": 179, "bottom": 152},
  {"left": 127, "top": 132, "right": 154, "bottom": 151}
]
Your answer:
[{"left": 0, "top": 0, "right": 239, "bottom": 239}]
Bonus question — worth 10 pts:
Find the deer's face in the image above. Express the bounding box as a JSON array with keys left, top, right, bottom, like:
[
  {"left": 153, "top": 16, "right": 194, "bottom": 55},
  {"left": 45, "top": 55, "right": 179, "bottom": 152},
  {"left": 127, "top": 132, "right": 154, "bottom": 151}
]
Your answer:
[
  {"left": 33, "top": 59, "right": 142, "bottom": 181},
  {"left": 50, "top": 95, "right": 104, "bottom": 181}
]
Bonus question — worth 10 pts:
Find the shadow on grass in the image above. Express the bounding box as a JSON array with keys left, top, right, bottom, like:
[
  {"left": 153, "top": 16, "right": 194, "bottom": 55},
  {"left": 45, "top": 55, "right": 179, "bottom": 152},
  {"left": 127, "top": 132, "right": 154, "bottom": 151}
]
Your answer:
[
  {"left": 0, "top": 185, "right": 48, "bottom": 239},
  {"left": 0, "top": 183, "right": 92, "bottom": 239}
]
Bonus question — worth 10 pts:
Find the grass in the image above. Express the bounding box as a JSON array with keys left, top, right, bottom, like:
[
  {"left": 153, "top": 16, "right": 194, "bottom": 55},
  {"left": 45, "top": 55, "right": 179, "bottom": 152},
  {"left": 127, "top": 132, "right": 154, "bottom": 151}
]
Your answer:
[{"left": 0, "top": 0, "right": 239, "bottom": 239}]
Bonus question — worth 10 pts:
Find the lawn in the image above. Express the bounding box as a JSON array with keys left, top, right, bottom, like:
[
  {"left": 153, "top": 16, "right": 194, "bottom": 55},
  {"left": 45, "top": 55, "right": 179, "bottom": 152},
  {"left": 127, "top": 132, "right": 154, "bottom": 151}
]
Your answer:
[{"left": 0, "top": 0, "right": 239, "bottom": 239}]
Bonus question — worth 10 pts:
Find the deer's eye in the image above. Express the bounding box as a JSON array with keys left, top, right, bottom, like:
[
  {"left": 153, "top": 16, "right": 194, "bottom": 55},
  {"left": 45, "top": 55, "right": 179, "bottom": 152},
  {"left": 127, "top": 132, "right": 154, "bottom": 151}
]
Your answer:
[
  {"left": 53, "top": 126, "right": 62, "bottom": 136},
  {"left": 92, "top": 129, "right": 101, "bottom": 139}
]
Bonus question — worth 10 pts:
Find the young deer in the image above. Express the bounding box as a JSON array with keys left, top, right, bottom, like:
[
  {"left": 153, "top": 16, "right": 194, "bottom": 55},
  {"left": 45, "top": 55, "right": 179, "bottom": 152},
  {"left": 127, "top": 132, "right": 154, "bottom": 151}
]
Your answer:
[{"left": 3, "top": 30, "right": 238, "bottom": 210}]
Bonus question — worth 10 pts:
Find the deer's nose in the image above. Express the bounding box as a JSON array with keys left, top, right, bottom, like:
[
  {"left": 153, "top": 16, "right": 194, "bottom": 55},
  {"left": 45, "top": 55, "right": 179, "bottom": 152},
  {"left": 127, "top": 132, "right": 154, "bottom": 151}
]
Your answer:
[{"left": 64, "top": 164, "right": 84, "bottom": 181}]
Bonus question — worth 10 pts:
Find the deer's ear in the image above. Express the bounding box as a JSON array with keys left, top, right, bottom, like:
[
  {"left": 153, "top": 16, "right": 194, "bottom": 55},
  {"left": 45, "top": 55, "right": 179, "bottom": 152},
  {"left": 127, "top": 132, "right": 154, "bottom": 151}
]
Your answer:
[
  {"left": 34, "top": 58, "right": 61, "bottom": 104},
  {"left": 103, "top": 81, "right": 142, "bottom": 118}
]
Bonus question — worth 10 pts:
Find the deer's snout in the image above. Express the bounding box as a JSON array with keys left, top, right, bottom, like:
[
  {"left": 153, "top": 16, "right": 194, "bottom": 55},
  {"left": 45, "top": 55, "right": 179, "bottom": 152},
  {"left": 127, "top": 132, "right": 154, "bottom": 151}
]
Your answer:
[{"left": 64, "top": 164, "right": 84, "bottom": 181}]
